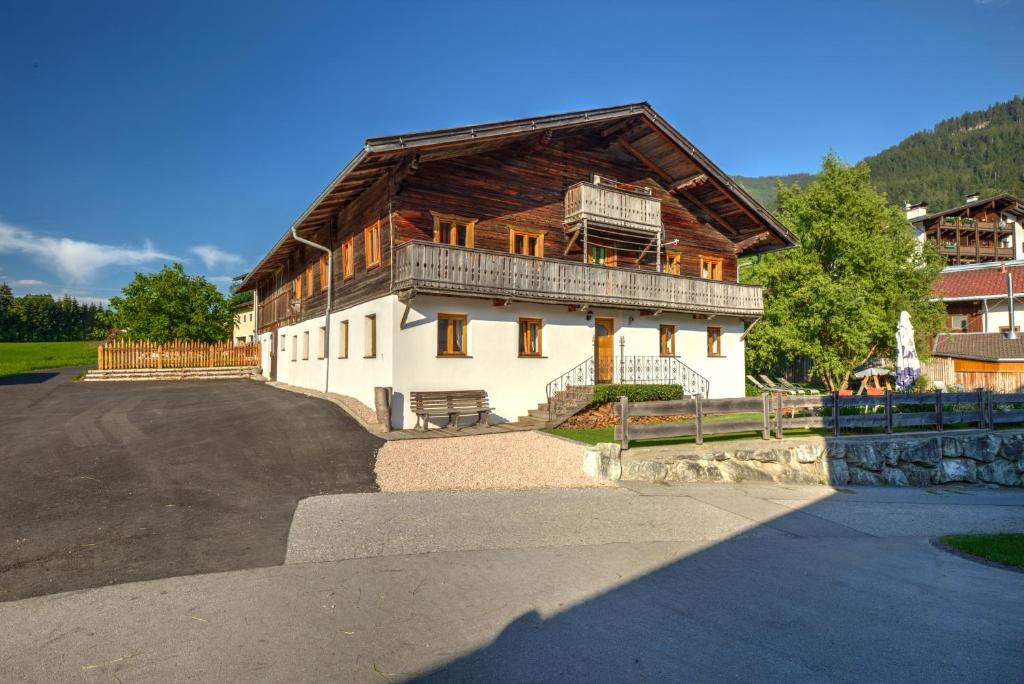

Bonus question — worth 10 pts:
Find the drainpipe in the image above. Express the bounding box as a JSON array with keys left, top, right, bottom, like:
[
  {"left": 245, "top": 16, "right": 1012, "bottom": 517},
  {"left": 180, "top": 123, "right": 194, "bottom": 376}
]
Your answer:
[
  {"left": 292, "top": 227, "right": 333, "bottom": 394},
  {"left": 1007, "top": 270, "right": 1017, "bottom": 340}
]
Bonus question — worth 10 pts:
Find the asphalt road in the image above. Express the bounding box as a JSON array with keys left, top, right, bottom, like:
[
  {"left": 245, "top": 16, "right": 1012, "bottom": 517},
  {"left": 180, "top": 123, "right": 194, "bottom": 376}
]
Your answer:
[
  {"left": 0, "top": 367, "right": 380, "bottom": 602},
  {"left": 1, "top": 483, "right": 1022, "bottom": 681}
]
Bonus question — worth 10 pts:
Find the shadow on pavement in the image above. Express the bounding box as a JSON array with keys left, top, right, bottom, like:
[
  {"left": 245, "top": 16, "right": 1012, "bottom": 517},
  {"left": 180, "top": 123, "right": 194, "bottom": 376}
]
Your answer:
[{"left": 0, "top": 371, "right": 59, "bottom": 386}]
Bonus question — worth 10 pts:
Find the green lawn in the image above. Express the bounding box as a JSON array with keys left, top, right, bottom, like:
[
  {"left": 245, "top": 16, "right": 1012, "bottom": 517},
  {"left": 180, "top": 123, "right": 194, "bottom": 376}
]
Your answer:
[
  {"left": 0, "top": 341, "right": 100, "bottom": 378},
  {"left": 942, "top": 534, "right": 1024, "bottom": 569}
]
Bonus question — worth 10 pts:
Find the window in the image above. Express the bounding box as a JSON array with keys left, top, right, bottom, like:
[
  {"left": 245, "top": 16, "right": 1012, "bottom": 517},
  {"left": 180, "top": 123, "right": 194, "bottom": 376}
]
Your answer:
[
  {"left": 510, "top": 227, "right": 544, "bottom": 257},
  {"left": 588, "top": 244, "right": 617, "bottom": 267},
  {"left": 338, "top": 320, "right": 349, "bottom": 358},
  {"left": 433, "top": 213, "right": 475, "bottom": 248},
  {"left": 319, "top": 255, "right": 328, "bottom": 292},
  {"left": 364, "top": 314, "right": 376, "bottom": 358},
  {"left": 660, "top": 325, "right": 676, "bottom": 356},
  {"left": 664, "top": 251, "right": 682, "bottom": 275},
  {"left": 281, "top": 335, "right": 286, "bottom": 352},
  {"left": 707, "top": 326, "right": 722, "bottom": 357},
  {"left": 305, "top": 264, "right": 314, "bottom": 297},
  {"left": 317, "top": 326, "right": 326, "bottom": 359},
  {"left": 364, "top": 221, "right": 382, "bottom": 269},
  {"left": 341, "top": 238, "right": 354, "bottom": 279},
  {"left": 700, "top": 256, "right": 723, "bottom": 281},
  {"left": 437, "top": 313, "right": 468, "bottom": 356},
  {"left": 518, "top": 318, "right": 542, "bottom": 357},
  {"left": 293, "top": 274, "right": 302, "bottom": 299},
  {"left": 291, "top": 335, "right": 298, "bottom": 361},
  {"left": 302, "top": 331, "right": 309, "bottom": 360}
]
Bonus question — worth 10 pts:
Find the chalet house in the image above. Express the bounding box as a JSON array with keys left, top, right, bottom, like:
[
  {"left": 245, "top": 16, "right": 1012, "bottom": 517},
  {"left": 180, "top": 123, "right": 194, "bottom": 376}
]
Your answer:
[
  {"left": 931, "top": 260, "right": 1024, "bottom": 334},
  {"left": 910, "top": 193, "right": 1024, "bottom": 266},
  {"left": 237, "top": 103, "right": 796, "bottom": 429}
]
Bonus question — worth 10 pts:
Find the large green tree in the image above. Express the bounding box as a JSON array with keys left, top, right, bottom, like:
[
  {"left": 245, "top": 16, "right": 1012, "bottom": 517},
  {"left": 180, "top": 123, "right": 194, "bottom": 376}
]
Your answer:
[
  {"left": 744, "top": 154, "right": 946, "bottom": 391},
  {"left": 106, "top": 264, "right": 233, "bottom": 343}
]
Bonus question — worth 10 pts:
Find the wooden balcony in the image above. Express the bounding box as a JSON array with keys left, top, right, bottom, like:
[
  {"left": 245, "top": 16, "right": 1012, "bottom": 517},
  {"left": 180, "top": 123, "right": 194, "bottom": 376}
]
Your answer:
[
  {"left": 392, "top": 241, "right": 763, "bottom": 317},
  {"left": 257, "top": 290, "right": 299, "bottom": 331},
  {"left": 564, "top": 179, "right": 662, "bottom": 234},
  {"left": 937, "top": 243, "right": 1015, "bottom": 259}
]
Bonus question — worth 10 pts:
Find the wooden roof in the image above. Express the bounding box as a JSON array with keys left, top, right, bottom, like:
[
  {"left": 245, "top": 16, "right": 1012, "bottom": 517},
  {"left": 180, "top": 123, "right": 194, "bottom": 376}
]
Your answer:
[{"left": 239, "top": 103, "right": 796, "bottom": 291}]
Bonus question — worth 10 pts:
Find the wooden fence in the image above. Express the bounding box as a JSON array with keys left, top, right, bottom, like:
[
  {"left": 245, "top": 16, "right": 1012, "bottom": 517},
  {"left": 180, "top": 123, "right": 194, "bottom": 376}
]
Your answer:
[
  {"left": 613, "top": 390, "right": 1024, "bottom": 449},
  {"left": 97, "top": 340, "right": 261, "bottom": 370}
]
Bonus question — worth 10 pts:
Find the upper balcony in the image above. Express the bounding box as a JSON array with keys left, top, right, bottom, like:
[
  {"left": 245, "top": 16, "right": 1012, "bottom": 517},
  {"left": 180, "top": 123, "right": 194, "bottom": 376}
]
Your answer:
[
  {"left": 564, "top": 177, "right": 662, "bottom": 235},
  {"left": 393, "top": 241, "right": 763, "bottom": 317}
]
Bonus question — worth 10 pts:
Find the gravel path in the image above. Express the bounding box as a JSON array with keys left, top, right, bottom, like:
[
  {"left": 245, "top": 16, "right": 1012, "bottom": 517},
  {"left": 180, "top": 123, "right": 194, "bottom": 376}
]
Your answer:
[{"left": 376, "top": 431, "right": 612, "bottom": 492}]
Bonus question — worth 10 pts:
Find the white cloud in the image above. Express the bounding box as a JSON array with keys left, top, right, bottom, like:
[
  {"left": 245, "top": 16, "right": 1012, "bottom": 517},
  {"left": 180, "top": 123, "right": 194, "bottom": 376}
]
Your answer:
[
  {"left": 0, "top": 220, "right": 177, "bottom": 282},
  {"left": 208, "top": 275, "right": 235, "bottom": 284},
  {"left": 189, "top": 245, "right": 243, "bottom": 271},
  {"left": 13, "top": 278, "right": 46, "bottom": 286}
]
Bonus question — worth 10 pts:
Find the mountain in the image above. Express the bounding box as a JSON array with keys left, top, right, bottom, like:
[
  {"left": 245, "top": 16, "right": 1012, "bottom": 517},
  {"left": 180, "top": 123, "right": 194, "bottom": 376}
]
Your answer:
[{"left": 735, "top": 97, "right": 1024, "bottom": 213}]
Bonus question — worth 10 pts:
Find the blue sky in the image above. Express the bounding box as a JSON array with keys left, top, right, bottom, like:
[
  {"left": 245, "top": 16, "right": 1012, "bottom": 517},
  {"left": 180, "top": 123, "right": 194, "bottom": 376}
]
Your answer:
[{"left": 1, "top": 0, "right": 1021, "bottom": 305}]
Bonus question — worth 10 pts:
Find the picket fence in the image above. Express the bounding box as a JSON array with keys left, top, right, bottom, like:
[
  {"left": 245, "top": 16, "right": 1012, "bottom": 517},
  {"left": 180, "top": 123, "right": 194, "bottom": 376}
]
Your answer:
[{"left": 97, "top": 339, "right": 260, "bottom": 370}]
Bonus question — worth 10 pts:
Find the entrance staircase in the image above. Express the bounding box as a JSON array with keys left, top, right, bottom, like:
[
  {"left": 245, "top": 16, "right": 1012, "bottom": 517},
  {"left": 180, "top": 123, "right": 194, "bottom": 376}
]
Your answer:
[{"left": 515, "top": 385, "right": 595, "bottom": 429}]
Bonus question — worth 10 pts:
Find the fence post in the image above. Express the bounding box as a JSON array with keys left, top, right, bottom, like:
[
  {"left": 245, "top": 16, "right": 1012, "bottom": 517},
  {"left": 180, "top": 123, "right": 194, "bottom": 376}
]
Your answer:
[
  {"left": 885, "top": 390, "right": 893, "bottom": 434},
  {"left": 774, "top": 392, "right": 784, "bottom": 439},
  {"left": 832, "top": 391, "right": 840, "bottom": 436},
  {"left": 619, "top": 395, "right": 630, "bottom": 451},
  {"left": 694, "top": 394, "right": 704, "bottom": 445},
  {"left": 761, "top": 392, "right": 770, "bottom": 440},
  {"left": 987, "top": 390, "right": 995, "bottom": 429},
  {"left": 936, "top": 389, "right": 944, "bottom": 431},
  {"left": 977, "top": 388, "right": 987, "bottom": 429}
]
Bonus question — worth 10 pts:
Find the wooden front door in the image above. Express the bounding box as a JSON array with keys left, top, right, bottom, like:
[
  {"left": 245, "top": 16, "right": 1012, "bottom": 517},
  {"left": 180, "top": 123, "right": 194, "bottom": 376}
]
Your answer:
[
  {"left": 594, "top": 318, "right": 614, "bottom": 384},
  {"left": 269, "top": 331, "right": 278, "bottom": 381}
]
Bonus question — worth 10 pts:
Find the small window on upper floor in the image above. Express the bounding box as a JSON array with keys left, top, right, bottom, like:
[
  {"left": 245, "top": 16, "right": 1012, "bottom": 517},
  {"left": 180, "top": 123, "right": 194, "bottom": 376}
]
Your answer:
[
  {"left": 660, "top": 325, "right": 676, "bottom": 356},
  {"left": 341, "top": 238, "right": 355, "bottom": 279},
  {"left": 510, "top": 227, "right": 544, "bottom": 257},
  {"left": 433, "top": 213, "right": 475, "bottom": 248},
  {"left": 707, "top": 326, "right": 722, "bottom": 357},
  {"left": 700, "top": 256, "right": 723, "bottom": 281},
  {"left": 664, "top": 251, "right": 682, "bottom": 275},
  {"left": 588, "top": 244, "right": 617, "bottom": 267},
  {"left": 319, "top": 255, "right": 328, "bottom": 292},
  {"left": 293, "top": 275, "right": 302, "bottom": 299},
  {"left": 364, "top": 221, "right": 382, "bottom": 269},
  {"left": 305, "top": 264, "right": 314, "bottom": 297}
]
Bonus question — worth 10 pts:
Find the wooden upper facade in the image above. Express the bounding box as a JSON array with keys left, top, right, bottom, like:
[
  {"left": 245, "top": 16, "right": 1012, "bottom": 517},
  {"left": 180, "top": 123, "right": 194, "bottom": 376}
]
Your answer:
[
  {"left": 239, "top": 104, "right": 796, "bottom": 332},
  {"left": 913, "top": 194, "right": 1024, "bottom": 266}
]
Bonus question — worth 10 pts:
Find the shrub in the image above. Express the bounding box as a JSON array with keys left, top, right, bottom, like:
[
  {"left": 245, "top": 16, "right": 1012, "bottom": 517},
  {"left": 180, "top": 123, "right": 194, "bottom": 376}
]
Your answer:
[{"left": 591, "top": 384, "right": 683, "bottom": 405}]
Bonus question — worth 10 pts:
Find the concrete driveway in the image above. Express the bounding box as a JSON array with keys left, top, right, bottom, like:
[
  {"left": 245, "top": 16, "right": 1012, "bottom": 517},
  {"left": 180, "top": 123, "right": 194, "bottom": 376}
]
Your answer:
[
  {"left": 0, "top": 367, "right": 380, "bottom": 603},
  {"left": 1, "top": 483, "right": 1022, "bottom": 681}
]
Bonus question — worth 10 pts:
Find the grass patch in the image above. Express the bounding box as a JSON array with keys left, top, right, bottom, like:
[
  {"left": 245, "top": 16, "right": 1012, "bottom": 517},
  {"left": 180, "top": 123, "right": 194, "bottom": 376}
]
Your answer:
[
  {"left": 942, "top": 533, "right": 1024, "bottom": 569},
  {"left": 0, "top": 341, "right": 100, "bottom": 378}
]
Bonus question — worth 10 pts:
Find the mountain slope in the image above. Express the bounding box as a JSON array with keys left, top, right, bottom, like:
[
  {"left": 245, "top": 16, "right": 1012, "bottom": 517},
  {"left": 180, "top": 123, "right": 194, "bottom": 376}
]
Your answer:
[{"left": 735, "top": 96, "right": 1024, "bottom": 212}]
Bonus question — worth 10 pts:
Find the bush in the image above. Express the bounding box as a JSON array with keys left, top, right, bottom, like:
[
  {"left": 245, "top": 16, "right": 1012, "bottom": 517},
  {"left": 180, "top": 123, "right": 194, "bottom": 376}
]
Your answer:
[{"left": 591, "top": 384, "right": 683, "bottom": 405}]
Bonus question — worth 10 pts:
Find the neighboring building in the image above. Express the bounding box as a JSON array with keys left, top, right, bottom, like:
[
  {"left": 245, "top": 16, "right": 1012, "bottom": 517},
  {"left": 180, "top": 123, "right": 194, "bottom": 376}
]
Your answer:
[
  {"left": 233, "top": 299, "right": 255, "bottom": 343},
  {"left": 931, "top": 332, "right": 1024, "bottom": 393},
  {"left": 237, "top": 103, "right": 796, "bottom": 429},
  {"left": 931, "top": 260, "right": 1024, "bottom": 333},
  {"left": 910, "top": 193, "right": 1024, "bottom": 266}
]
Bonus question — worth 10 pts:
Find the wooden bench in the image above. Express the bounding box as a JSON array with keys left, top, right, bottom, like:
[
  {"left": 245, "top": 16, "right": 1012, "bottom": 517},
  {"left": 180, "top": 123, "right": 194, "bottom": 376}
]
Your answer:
[{"left": 411, "top": 390, "right": 491, "bottom": 431}]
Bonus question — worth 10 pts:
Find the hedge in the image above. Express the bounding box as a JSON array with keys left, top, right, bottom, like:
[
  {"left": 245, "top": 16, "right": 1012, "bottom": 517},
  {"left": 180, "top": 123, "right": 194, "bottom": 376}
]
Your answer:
[{"left": 591, "top": 384, "right": 683, "bottom": 405}]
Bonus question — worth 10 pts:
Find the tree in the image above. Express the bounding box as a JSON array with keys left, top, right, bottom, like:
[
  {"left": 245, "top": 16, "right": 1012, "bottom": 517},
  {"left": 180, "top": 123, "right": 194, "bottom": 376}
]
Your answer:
[
  {"left": 0, "top": 282, "right": 14, "bottom": 340},
  {"left": 744, "top": 154, "right": 946, "bottom": 391},
  {"left": 106, "top": 263, "right": 233, "bottom": 343}
]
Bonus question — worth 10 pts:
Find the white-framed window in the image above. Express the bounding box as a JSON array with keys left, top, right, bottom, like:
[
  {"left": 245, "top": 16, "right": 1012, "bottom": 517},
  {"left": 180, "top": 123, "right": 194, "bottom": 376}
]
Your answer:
[
  {"left": 317, "top": 326, "right": 326, "bottom": 359},
  {"left": 364, "top": 314, "right": 377, "bottom": 358},
  {"left": 302, "top": 331, "right": 310, "bottom": 360},
  {"left": 338, "top": 320, "right": 349, "bottom": 358},
  {"left": 291, "top": 335, "right": 297, "bottom": 361}
]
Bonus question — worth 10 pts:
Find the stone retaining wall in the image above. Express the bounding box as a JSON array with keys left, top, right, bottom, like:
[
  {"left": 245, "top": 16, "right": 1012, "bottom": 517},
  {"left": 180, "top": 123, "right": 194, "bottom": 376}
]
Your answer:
[{"left": 583, "top": 429, "right": 1024, "bottom": 487}]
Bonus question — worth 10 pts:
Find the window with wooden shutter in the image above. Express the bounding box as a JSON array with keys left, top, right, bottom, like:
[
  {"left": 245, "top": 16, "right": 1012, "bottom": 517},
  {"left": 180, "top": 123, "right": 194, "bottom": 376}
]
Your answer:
[
  {"left": 319, "top": 255, "right": 328, "bottom": 292},
  {"left": 293, "top": 275, "right": 302, "bottom": 299},
  {"left": 305, "top": 264, "right": 314, "bottom": 297},
  {"left": 437, "top": 313, "right": 468, "bottom": 356},
  {"left": 700, "top": 256, "right": 723, "bottom": 281},
  {"left": 659, "top": 325, "right": 676, "bottom": 356},
  {"left": 341, "top": 238, "right": 354, "bottom": 279},
  {"left": 518, "top": 318, "right": 542, "bottom": 357},
  {"left": 664, "top": 251, "right": 682, "bottom": 275},
  {"left": 364, "top": 221, "right": 382, "bottom": 269},
  {"left": 509, "top": 228, "right": 544, "bottom": 257},
  {"left": 707, "top": 326, "right": 722, "bottom": 357},
  {"left": 432, "top": 213, "right": 475, "bottom": 248}
]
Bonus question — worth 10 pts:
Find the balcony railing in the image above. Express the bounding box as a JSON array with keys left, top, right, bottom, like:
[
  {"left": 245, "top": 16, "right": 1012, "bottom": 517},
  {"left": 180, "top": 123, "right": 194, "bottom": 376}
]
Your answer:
[
  {"left": 564, "top": 179, "right": 662, "bottom": 234},
  {"left": 392, "top": 241, "right": 763, "bottom": 316}
]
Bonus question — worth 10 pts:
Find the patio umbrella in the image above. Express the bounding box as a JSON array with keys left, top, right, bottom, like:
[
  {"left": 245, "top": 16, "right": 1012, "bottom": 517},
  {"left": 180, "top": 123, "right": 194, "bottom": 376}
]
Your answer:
[{"left": 895, "top": 310, "right": 921, "bottom": 390}]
